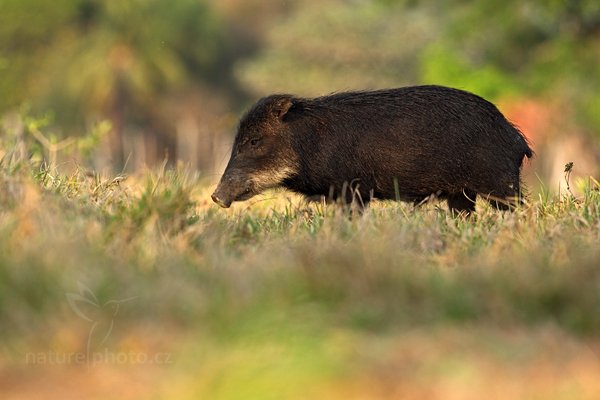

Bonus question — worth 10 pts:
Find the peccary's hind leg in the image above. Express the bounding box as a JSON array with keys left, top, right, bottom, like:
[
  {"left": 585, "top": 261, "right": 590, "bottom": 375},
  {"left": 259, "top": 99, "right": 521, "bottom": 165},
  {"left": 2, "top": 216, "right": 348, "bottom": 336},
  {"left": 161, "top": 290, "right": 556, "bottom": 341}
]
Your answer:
[
  {"left": 488, "top": 197, "right": 512, "bottom": 211},
  {"left": 412, "top": 196, "right": 429, "bottom": 208},
  {"left": 338, "top": 182, "right": 370, "bottom": 216},
  {"left": 447, "top": 189, "right": 477, "bottom": 215}
]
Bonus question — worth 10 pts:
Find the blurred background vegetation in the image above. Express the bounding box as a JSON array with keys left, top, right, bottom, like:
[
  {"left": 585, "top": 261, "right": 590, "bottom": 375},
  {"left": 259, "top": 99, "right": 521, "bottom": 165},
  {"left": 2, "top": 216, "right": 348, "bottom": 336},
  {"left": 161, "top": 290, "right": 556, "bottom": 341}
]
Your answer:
[
  {"left": 1, "top": 0, "right": 600, "bottom": 185},
  {"left": 2, "top": 2, "right": 600, "bottom": 398}
]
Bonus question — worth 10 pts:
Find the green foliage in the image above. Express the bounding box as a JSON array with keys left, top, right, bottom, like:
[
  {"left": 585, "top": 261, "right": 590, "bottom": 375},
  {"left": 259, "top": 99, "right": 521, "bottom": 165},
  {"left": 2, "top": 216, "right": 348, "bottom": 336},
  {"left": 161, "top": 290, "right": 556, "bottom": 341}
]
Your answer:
[
  {"left": 1, "top": 110, "right": 110, "bottom": 168},
  {"left": 236, "top": 1, "right": 439, "bottom": 96},
  {"left": 0, "top": 0, "right": 75, "bottom": 111},
  {"left": 420, "top": 44, "right": 520, "bottom": 99},
  {"left": 416, "top": 0, "right": 600, "bottom": 129},
  {"left": 115, "top": 166, "right": 200, "bottom": 237},
  {"left": 0, "top": 0, "right": 227, "bottom": 132}
]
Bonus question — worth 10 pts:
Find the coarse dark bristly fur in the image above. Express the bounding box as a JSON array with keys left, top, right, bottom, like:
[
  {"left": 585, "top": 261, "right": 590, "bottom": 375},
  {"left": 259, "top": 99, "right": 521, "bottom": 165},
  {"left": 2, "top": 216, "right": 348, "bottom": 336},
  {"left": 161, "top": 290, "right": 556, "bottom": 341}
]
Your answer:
[{"left": 211, "top": 85, "right": 533, "bottom": 214}]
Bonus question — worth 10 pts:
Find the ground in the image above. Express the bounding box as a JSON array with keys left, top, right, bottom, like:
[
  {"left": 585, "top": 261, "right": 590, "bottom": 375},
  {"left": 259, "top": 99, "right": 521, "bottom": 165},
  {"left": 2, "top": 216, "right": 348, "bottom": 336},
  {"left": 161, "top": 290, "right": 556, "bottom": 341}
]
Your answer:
[{"left": 0, "top": 163, "right": 599, "bottom": 399}]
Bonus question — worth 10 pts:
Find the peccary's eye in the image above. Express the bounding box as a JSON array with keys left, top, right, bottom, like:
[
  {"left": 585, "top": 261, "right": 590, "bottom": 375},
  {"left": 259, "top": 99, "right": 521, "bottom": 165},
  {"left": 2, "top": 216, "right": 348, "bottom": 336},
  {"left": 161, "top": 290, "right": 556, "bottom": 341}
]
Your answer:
[{"left": 249, "top": 138, "right": 261, "bottom": 147}]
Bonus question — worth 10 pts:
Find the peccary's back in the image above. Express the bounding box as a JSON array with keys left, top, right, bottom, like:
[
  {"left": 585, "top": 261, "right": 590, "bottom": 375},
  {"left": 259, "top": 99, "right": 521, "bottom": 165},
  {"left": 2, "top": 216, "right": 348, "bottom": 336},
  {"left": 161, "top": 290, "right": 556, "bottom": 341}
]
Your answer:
[
  {"left": 289, "top": 86, "right": 532, "bottom": 199},
  {"left": 311, "top": 86, "right": 530, "bottom": 156}
]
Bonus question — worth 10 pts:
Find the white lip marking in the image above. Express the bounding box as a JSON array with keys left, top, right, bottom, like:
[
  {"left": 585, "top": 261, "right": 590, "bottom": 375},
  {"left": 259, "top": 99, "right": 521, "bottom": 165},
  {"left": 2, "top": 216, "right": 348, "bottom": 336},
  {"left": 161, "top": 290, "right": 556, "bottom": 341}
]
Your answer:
[{"left": 250, "top": 166, "right": 296, "bottom": 191}]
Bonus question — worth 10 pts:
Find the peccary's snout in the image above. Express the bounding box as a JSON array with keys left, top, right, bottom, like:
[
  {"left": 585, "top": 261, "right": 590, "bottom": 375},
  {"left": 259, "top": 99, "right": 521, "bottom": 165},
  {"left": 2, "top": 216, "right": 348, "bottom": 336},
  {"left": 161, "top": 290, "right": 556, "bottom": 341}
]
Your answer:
[
  {"left": 211, "top": 180, "right": 234, "bottom": 208},
  {"left": 211, "top": 172, "right": 255, "bottom": 208},
  {"left": 210, "top": 191, "right": 230, "bottom": 208}
]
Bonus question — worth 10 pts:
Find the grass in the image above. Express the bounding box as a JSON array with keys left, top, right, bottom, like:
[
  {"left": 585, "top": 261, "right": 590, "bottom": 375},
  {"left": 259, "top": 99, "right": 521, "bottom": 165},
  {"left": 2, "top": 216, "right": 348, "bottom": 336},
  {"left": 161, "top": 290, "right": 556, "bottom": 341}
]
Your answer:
[{"left": 0, "top": 145, "right": 600, "bottom": 399}]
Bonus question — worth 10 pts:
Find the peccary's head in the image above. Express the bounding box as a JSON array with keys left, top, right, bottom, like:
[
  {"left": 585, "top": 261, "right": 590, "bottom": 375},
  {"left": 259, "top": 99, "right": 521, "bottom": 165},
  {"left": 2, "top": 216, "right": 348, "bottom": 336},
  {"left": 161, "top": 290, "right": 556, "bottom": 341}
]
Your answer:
[{"left": 211, "top": 95, "right": 300, "bottom": 208}]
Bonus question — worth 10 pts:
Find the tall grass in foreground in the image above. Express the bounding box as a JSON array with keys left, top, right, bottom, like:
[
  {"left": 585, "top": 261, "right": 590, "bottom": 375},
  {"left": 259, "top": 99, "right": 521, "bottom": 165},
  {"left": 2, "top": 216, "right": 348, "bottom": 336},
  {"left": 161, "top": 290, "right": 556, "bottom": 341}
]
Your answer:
[{"left": 0, "top": 151, "right": 599, "bottom": 398}]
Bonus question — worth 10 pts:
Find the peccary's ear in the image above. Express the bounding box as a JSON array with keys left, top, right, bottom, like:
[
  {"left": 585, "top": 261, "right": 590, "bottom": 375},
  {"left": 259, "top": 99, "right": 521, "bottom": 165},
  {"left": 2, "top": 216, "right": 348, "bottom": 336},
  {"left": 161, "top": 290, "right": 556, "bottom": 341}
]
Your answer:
[{"left": 273, "top": 97, "right": 294, "bottom": 121}]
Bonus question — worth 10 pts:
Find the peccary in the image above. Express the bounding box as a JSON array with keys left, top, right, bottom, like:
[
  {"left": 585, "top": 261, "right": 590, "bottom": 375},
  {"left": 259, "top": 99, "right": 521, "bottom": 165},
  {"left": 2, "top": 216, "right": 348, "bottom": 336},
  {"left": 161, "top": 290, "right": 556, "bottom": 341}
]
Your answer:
[{"left": 211, "top": 85, "right": 533, "bottom": 213}]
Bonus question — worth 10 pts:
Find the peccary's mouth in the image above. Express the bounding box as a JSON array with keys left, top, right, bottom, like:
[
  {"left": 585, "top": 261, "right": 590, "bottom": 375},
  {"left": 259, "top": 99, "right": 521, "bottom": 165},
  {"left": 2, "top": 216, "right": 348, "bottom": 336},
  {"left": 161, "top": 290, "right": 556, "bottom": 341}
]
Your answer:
[{"left": 233, "top": 186, "right": 255, "bottom": 202}]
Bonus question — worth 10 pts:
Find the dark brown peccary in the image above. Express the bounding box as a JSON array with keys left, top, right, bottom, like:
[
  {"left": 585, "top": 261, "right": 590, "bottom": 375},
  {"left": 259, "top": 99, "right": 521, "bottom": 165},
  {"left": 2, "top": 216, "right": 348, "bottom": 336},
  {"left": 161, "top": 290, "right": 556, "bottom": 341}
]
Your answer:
[{"left": 211, "top": 85, "right": 533, "bottom": 214}]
